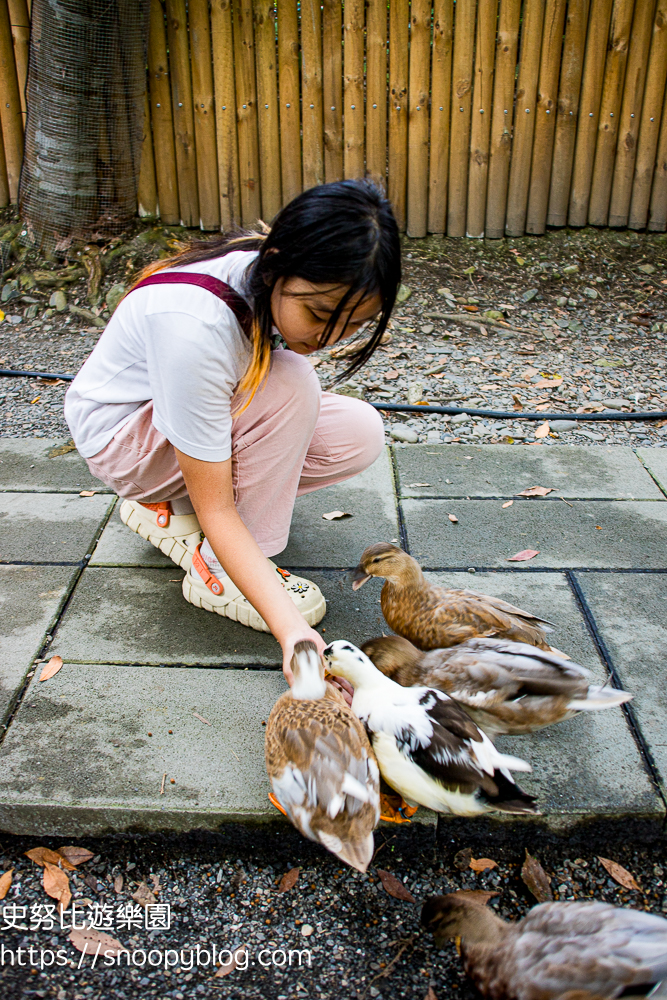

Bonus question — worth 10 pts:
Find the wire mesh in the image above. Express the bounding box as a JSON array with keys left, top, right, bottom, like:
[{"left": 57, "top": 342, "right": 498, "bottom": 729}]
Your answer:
[{"left": 19, "top": 0, "right": 150, "bottom": 252}]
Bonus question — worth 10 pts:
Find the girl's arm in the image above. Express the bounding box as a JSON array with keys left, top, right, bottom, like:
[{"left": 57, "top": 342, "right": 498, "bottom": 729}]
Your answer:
[{"left": 175, "top": 448, "right": 325, "bottom": 683}]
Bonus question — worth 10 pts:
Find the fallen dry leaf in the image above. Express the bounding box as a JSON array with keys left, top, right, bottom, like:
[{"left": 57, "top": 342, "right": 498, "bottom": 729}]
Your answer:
[
  {"left": 516, "top": 486, "right": 554, "bottom": 497},
  {"left": 407, "top": 483, "right": 431, "bottom": 488},
  {"left": 132, "top": 881, "right": 157, "bottom": 908},
  {"left": 114, "top": 874, "right": 123, "bottom": 894},
  {"left": 469, "top": 857, "right": 497, "bottom": 873},
  {"left": 512, "top": 394, "right": 524, "bottom": 411},
  {"left": 38, "top": 656, "right": 63, "bottom": 682},
  {"left": 43, "top": 861, "right": 71, "bottom": 911},
  {"left": 0, "top": 869, "right": 13, "bottom": 900},
  {"left": 448, "top": 513, "right": 458, "bottom": 523},
  {"left": 598, "top": 857, "right": 641, "bottom": 891},
  {"left": 57, "top": 846, "right": 94, "bottom": 867},
  {"left": 150, "top": 873, "right": 161, "bottom": 893},
  {"left": 83, "top": 874, "right": 102, "bottom": 894},
  {"left": 522, "top": 367, "right": 539, "bottom": 379},
  {"left": 534, "top": 422, "right": 550, "bottom": 439},
  {"left": 70, "top": 928, "right": 126, "bottom": 958},
  {"left": 507, "top": 549, "right": 540, "bottom": 562},
  {"left": 26, "top": 847, "right": 76, "bottom": 871},
  {"left": 193, "top": 712, "right": 211, "bottom": 725},
  {"left": 454, "top": 847, "right": 473, "bottom": 870},
  {"left": 534, "top": 377, "right": 563, "bottom": 389},
  {"left": 213, "top": 944, "right": 247, "bottom": 978},
  {"left": 453, "top": 889, "right": 499, "bottom": 906},
  {"left": 377, "top": 869, "right": 416, "bottom": 903},
  {"left": 278, "top": 867, "right": 301, "bottom": 893},
  {"left": 521, "top": 850, "right": 553, "bottom": 902},
  {"left": 502, "top": 500, "right": 514, "bottom": 508},
  {"left": 79, "top": 490, "right": 97, "bottom": 497},
  {"left": 384, "top": 369, "right": 400, "bottom": 380},
  {"left": 322, "top": 510, "right": 353, "bottom": 520}
]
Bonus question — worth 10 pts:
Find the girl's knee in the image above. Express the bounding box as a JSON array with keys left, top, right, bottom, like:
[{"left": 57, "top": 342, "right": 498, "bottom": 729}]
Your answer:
[{"left": 341, "top": 399, "right": 385, "bottom": 471}]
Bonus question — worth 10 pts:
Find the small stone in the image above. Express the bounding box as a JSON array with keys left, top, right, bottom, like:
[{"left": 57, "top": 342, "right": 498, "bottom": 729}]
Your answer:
[
  {"left": 583, "top": 287, "right": 598, "bottom": 299},
  {"left": 562, "top": 264, "right": 579, "bottom": 275},
  {"left": 1, "top": 281, "right": 18, "bottom": 303},
  {"left": 556, "top": 318, "right": 570, "bottom": 328},
  {"left": 43, "top": 308, "right": 54, "bottom": 319},
  {"left": 484, "top": 309, "right": 505, "bottom": 321},
  {"left": 637, "top": 263, "right": 656, "bottom": 274},
  {"left": 426, "top": 430, "right": 442, "bottom": 443},
  {"left": 436, "top": 287, "right": 453, "bottom": 297},
  {"left": 390, "top": 425, "right": 419, "bottom": 443},
  {"left": 332, "top": 381, "right": 364, "bottom": 399},
  {"left": 7, "top": 314, "right": 21, "bottom": 325},
  {"left": 521, "top": 288, "right": 539, "bottom": 302},
  {"left": 567, "top": 297, "right": 578, "bottom": 307},
  {"left": 542, "top": 330, "right": 557, "bottom": 340},
  {"left": 407, "top": 381, "right": 425, "bottom": 405},
  {"left": 420, "top": 324, "right": 434, "bottom": 334},
  {"left": 300, "top": 924, "right": 314, "bottom": 937},
  {"left": 396, "top": 283, "right": 412, "bottom": 303},
  {"left": 549, "top": 420, "right": 578, "bottom": 432},
  {"left": 556, "top": 296, "right": 567, "bottom": 306},
  {"left": 50, "top": 290, "right": 67, "bottom": 312},
  {"left": 25, "top": 304, "right": 39, "bottom": 319},
  {"left": 577, "top": 429, "right": 605, "bottom": 441},
  {"left": 106, "top": 282, "right": 127, "bottom": 314},
  {"left": 451, "top": 412, "right": 471, "bottom": 425},
  {"left": 602, "top": 397, "right": 631, "bottom": 409}
]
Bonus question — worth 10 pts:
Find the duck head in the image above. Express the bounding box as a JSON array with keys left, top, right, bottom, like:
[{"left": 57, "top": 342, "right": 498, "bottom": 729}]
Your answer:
[
  {"left": 421, "top": 893, "right": 506, "bottom": 948},
  {"left": 323, "top": 640, "right": 382, "bottom": 689},
  {"left": 351, "top": 543, "right": 424, "bottom": 591},
  {"left": 291, "top": 640, "right": 326, "bottom": 700},
  {"left": 361, "top": 635, "right": 422, "bottom": 682}
]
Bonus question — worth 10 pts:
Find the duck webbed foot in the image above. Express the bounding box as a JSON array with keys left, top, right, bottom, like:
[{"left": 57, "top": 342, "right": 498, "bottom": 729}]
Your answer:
[{"left": 379, "top": 791, "right": 419, "bottom": 824}]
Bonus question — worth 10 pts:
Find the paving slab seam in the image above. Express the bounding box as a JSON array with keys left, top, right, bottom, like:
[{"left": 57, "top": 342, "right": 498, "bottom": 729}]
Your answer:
[
  {"left": 388, "top": 446, "right": 410, "bottom": 552},
  {"left": 565, "top": 569, "right": 667, "bottom": 820},
  {"left": 635, "top": 448, "right": 667, "bottom": 500},
  {"left": 420, "top": 566, "right": 667, "bottom": 574},
  {"left": 0, "top": 498, "right": 118, "bottom": 746},
  {"left": 0, "top": 489, "right": 115, "bottom": 495},
  {"left": 51, "top": 660, "right": 286, "bottom": 670},
  {"left": 400, "top": 496, "right": 665, "bottom": 503},
  {"left": 0, "top": 559, "right": 85, "bottom": 567}
]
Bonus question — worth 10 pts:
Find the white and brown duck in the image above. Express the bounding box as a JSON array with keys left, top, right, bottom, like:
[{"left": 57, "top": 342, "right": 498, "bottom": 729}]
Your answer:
[
  {"left": 264, "top": 640, "right": 380, "bottom": 872},
  {"left": 352, "top": 543, "right": 554, "bottom": 651},
  {"left": 361, "top": 634, "right": 632, "bottom": 738},
  {"left": 322, "top": 641, "right": 538, "bottom": 818},
  {"left": 421, "top": 892, "right": 667, "bottom": 999}
]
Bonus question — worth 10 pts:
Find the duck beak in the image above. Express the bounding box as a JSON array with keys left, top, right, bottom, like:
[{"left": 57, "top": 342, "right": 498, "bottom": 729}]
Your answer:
[{"left": 350, "top": 566, "right": 371, "bottom": 591}]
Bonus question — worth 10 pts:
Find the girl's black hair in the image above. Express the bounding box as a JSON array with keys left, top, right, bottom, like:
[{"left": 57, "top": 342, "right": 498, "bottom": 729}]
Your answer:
[{"left": 147, "top": 179, "right": 401, "bottom": 393}]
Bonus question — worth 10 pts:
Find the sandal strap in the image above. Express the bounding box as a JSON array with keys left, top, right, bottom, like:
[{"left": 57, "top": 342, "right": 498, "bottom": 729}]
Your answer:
[
  {"left": 139, "top": 500, "right": 172, "bottom": 528},
  {"left": 191, "top": 542, "right": 225, "bottom": 596}
]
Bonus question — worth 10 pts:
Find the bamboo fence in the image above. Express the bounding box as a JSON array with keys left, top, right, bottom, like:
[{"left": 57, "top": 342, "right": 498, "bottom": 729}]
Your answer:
[{"left": 4, "top": 0, "right": 667, "bottom": 237}]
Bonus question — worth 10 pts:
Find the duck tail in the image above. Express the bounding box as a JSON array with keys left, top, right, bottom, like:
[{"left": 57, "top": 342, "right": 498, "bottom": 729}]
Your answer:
[
  {"left": 318, "top": 831, "right": 375, "bottom": 873},
  {"left": 481, "top": 770, "right": 540, "bottom": 815},
  {"left": 567, "top": 686, "right": 633, "bottom": 711}
]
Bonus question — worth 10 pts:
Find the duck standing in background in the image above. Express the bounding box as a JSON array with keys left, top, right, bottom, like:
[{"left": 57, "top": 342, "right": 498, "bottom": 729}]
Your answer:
[
  {"left": 361, "top": 635, "right": 632, "bottom": 737},
  {"left": 351, "top": 543, "right": 554, "bottom": 651},
  {"left": 322, "top": 640, "right": 539, "bottom": 818},
  {"left": 421, "top": 892, "right": 667, "bottom": 999},
  {"left": 265, "top": 640, "right": 380, "bottom": 872}
]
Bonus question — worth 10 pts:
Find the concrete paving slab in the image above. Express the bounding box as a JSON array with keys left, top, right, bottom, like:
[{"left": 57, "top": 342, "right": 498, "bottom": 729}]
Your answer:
[
  {"left": 0, "top": 564, "right": 77, "bottom": 720},
  {"left": 637, "top": 447, "right": 667, "bottom": 497},
  {"left": 395, "top": 444, "right": 662, "bottom": 499},
  {"left": 276, "top": 448, "right": 399, "bottom": 568},
  {"left": 424, "top": 572, "right": 662, "bottom": 830},
  {"left": 50, "top": 567, "right": 388, "bottom": 665},
  {"left": 573, "top": 571, "right": 667, "bottom": 798},
  {"left": 89, "top": 502, "right": 172, "bottom": 567},
  {"left": 0, "top": 492, "right": 115, "bottom": 563},
  {"left": 0, "top": 438, "right": 110, "bottom": 493},
  {"left": 402, "top": 498, "right": 667, "bottom": 569}
]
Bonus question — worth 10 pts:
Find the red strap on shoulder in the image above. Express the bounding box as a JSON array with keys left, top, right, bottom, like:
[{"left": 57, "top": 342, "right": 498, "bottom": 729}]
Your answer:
[{"left": 132, "top": 272, "right": 252, "bottom": 336}]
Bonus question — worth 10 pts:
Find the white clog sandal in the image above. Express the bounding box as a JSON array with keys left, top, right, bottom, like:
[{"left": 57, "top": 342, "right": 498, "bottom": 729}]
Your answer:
[{"left": 119, "top": 499, "right": 203, "bottom": 571}]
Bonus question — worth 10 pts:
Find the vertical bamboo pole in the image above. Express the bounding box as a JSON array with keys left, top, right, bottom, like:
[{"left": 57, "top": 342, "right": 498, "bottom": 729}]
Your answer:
[
  {"left": 301, "top": 0, "right": 324, "bottom": 190},
  {"left": 0, "top": 117, "right": 9, "bottom": 209},
  {"left": 0, "top": 0, "right": 23, "bottom": 202},
  {"left": 587, "top": 0, "right": 636, "bottom": 227},
  {"left": 322, "top": 0, "right": 343, "bottom": 182},
  {"left": 546, "top": 0, "right": 589, "bottom": 226},
  {"left": 427, "top": 0, "right": 453, "bottom": 234},
  {"left": 277, "top": 0, "right": 301, "bottom": 204},
  {"left": 138, "top": 90, "right": 158, "bottom": 217},
  {"left": 628, "top": 0, "right": 667, "bottom": 229},
  {"left": 466, "top": 0, "right": 498, "bottom": 238},
  {"left": 189, "top": 0, "right": 220, "bottom": 230},
  {"left": 567, "top": 0, "right": 614, "bottom": 226},
  {"left": 211, "top": 0, "right": 241, "bottom": 230},
  {"left": 253, "top": 0, "right": 281, "bottom": 221},
  {"left": 388, "top": 0, "right": 409, "bottom": 230},
  {"left": 406, "top": 0, "right": 431, "bottom": 237},
  {"left": 7, "top": 0, "right": 29, "bottom": 121},
  {"left": 343, "top": 0, "right": 365, "bottom": 179},
  {"left": 525, "top": 0, "right": 568, "bottom": 234},
  {"left": 485, "top": 0, "right": 521, "bottom": 238},
  {"left": 366, "top": 0, "right": 388, "bottom": 189},
  {"left": 608, "top": 0, "right": 655, "bottom": 227},
  {"left": 234, "top": 0, "right": 261, "bottom": 225},
  {"left": 447, "top": 0, "right": 476, "bottom": 237},
  {"left": 505, "top": 0, "right": 545, "bottom": 237},
  {"left": 147, "top": 0, "right": 180, "bottom": 225},
  {"left": 166, "top": 0, "right": 199, "bottom": 226},
  {"left": 648, "top": 83, "right": 667, "bottom": 231}
]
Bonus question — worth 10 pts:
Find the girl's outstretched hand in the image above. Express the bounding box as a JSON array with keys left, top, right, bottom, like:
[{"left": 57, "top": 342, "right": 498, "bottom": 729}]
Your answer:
[{"left": 280, "top": 628, "right": 354, "bottom": 706}]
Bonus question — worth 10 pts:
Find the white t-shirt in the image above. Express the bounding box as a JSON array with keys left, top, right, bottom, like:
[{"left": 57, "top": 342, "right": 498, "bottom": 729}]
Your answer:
[{"left": 64, "top": 250, "right": 257, "bottom": 462}]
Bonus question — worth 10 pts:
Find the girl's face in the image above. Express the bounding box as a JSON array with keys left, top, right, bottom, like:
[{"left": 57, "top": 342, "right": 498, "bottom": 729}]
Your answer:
[{"left": 270, "top": 277, "right": 383, "bottom": 355}]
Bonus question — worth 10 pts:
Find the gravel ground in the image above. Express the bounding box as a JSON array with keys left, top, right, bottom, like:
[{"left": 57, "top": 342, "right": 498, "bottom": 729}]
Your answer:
[
  {"left": 0, "top": 211, "right": 665, "bottom": 448},
  {"left": 0, "top": 824, "right": 666, "bottom": 1000}
]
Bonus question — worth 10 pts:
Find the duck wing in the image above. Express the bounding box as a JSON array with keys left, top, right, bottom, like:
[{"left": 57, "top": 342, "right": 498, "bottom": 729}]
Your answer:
[
  {"left": 509, "top": 901, "right": 667, "bottom": 996},
  {"left": 457, "top": 589, "right": 556, "bottom": 629}
]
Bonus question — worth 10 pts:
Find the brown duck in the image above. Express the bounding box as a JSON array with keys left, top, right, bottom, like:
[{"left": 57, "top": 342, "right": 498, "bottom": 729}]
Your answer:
[
  {"left": 264, "top": 640, "right": 380, "bottom": 872},
  {"left": 421, "top": 892, "right": 667, "bottom": 999},
  {"left": 351, "top": 543, "right": 553, "bottom": 651},
  {"left": 361, "top": 634, "right": 632, "bottom": 737}
]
